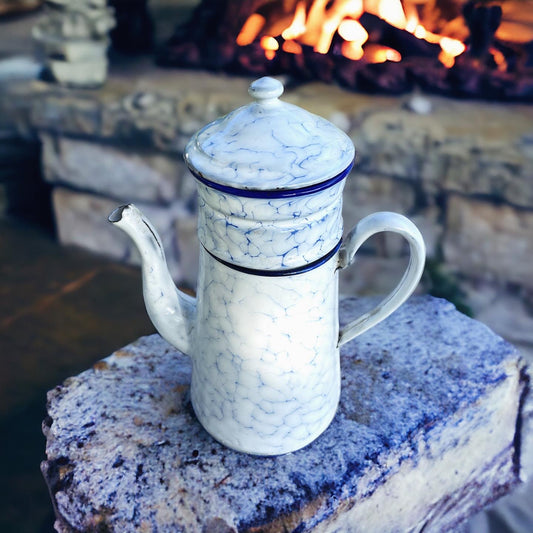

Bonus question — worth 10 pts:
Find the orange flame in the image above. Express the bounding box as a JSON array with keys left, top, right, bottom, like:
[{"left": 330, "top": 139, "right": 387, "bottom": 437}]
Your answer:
[
  {"left": 260, "top": 36, "right": 279, "bottom": 60},
  {"left": 282, "top": 1, "right": 307, "bottom": 40},
  {"left": 236, "top": 13, "right": 265, "bottom": 46},
  {"left": 490, "top": 47, "right": 507, "bottom": 72},
  {"left": 283, "top": 40, "right": 303, "bottom": 54},
  {"left": 377, "top": 0, "right": 407, "bottom": 29},
  {"left": 237, "top": 0, "right": 467, "bottom": 67},
  {"left": 365, "top": 43, "right": 402, "bottom": 63},
  {"left": 338, "top": 19, "right": 368, "bottom": 45},
  {"left": 439, "top": 36, "right": 466, "bottom": 67}
]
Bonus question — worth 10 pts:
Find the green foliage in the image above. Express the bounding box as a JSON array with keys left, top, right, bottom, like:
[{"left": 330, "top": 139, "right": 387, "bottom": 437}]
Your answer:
[{"left": 423, "top": 258, "right": 473, "bottom": 317}]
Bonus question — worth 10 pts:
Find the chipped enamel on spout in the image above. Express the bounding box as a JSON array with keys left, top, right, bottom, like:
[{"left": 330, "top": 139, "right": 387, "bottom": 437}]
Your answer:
[{"left": 109, "top": 77, "right": 426, "bottom": 456}]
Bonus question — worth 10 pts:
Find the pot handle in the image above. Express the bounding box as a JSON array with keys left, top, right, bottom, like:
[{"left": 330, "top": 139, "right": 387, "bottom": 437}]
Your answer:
[{"left": 338, "top": 212, "right": 426, "bottom": 347}]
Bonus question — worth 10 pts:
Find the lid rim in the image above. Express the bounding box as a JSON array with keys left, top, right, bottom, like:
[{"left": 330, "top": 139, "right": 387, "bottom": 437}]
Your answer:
[
  {"left": 189, "top": 160, "right": 354, "bottom": 199},
  {"left": 183, "top": 77, "right": 355, "bottom": 192}
]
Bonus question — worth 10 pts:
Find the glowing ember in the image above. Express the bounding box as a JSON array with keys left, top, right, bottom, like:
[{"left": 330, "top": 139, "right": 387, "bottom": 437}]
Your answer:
[
  {"left": 365, "top": 44, "right": 402, "bottom": 63},
  {"left": 260, "top": 35, "right": 279, "bottom": 60},
  {"left": 281, "top": 1, "right": 307, "bottom": 40},
  {"left": 338, "top": 18, "right": 368, "bottom": 45},
  {"left": 439, "top": 36, "right": 466, "bottom": 67},
  {"left": 282, "top": 40, "right": 303, "bottom": 54},
  {"left": 490, "top": 47, "right": 508, "bottom": 72},
  {"left": 236, "top": 13, "right": 265, "bottom": 47},
  {"left": 341, "top": 41, "right": 365, "bottom": 60}
]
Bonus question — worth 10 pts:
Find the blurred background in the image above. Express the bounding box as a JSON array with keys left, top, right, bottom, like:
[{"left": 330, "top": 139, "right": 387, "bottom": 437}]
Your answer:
[{"left": 1, "top": 0, "right": 532, "bottom": 531}]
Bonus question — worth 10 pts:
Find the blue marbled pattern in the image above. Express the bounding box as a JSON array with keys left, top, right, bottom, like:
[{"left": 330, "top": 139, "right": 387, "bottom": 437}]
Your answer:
[
  {"left": 191, "top": 245, "right": 341, "bottom": 455},
  {"left": 184, "top": 77, "right": 355, "bottom": 192},
  {"left": 108, "top": 78, "right": 425, "bottom": 456},
  {"left": 110, "top": 202, "right": 425, "bottom": 455},
  {"left": 197, "top": 180, "right": 344, "bottom": 271}
]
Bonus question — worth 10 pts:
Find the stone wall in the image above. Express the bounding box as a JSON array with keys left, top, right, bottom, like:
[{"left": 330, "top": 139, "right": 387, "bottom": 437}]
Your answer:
[{"left": 1, "top": 70, "right": 532, "bottom": 358}]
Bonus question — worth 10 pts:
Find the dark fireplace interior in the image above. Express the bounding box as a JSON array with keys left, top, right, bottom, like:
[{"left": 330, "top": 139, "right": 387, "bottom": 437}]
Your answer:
[{"left": 158, "top": 0, "right": 533, "bottom": 100}]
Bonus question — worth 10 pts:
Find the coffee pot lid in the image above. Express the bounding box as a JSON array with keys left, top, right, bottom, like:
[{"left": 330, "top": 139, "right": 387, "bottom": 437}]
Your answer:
[{"left": 184, "top": 77, "right": 355, "bottom": 194}]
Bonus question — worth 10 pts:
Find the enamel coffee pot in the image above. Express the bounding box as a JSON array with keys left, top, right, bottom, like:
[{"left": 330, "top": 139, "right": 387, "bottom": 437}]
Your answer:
[{"left": 109, "top": 77, "right": 426, "bottom": 455}]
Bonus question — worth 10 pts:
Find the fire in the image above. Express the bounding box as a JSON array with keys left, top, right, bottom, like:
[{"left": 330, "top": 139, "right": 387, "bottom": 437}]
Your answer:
[
  {"left": 237, "top": 0, "right": 468, "bottom": 68},
  {"left": 236, "top": 13, "right": 265, "bottom": 47},
  {"left": 375, "top": 0, "right": 407, "bottom": 29},
  {"left": 365, "top": 44, "right": 402, "bottom": 63},
  {"left": 338, "top": 19, "right": 368, "bottom": 44},
  {"left": 439, "top": 36, "right": 466, "bottom": 68},
  {"left": 281, "top": 1, "right": 307, "bottom": 41},
  {"left": 260, "top": 36, "right": 279, "bottom": 60}
]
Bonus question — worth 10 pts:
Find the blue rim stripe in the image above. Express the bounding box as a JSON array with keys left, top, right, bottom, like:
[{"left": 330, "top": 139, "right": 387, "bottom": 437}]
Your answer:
[
  {"left": 188, "top": 160, "right": 354, "bottom": 199},
  {"left": 204, "top": 239, "right": 343, "bottom": 277}
]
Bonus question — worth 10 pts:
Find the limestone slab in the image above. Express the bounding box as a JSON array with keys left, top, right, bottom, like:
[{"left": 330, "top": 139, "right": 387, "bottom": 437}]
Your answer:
[
  {"left": 52, "top": 187, "right": 190, "bottom": 281},
  {"left": 41, "top": 296, "right": 529, "bottom": 532},
  {"left": 444, "top": 195, "right": 533, "bottom": 289},
  {"left": 2, "top": 74, "right": 533, "bottom": 207},
  {"left": 41, "top": 134, "right": 187, "bottom": 204}
]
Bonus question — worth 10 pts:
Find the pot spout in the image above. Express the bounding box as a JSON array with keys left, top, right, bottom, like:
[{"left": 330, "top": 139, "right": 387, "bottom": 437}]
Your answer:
[{"left": 108, "top": 204, "right": 196, "bottom": 356}]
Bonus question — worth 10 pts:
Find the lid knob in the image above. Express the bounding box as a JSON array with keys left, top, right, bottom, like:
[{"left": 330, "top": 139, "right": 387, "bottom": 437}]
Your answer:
[{"left": 248, "top": 77, "right": 284, "bottom": 104}]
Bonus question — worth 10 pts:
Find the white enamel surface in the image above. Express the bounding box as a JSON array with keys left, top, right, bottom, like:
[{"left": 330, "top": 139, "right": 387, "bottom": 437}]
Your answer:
[
  {"left": 110, "top": 203, "right": 426, "bottom": 455},
  {"left": 184, "top": 77, "right": 355, "bottom": 191},
  {"left": 108, "top": 79, "right": 426, "bottom": 455},
  {"left": 197, "top": 181, "right": 344, "bottom": 270},
  {"left": 108, "top": 204, "right": 196, "bottom": 356},
  {"left": 191, "top": 246, "right": 340, "bottom": 455}
]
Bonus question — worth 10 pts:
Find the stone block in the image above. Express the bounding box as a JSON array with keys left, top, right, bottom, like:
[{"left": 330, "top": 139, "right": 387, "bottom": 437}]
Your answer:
[
  {"left": 41, "top": 134, "right": 187, "bottom": 204},
  {"left": 423, "top": 142, "right": 533, "bottom": 209},
  {"left": 343, "top": 172, "right": 416, "bottom": 258},
  {"left": 462, "top": 280, "right": 533, "bottom": 364},
  {"left": 352, "top": 99, "right": 533, "bottom": 209},
  {"left": 41, "top": 296, "right": 529, "bottom": 532},
  {"left": 52, "top": 187, "right": 190, "bottom": 280},
  {"left": 355, "top": 109, "right": 446, "bottom": 181},
  {"left": 31, "top": 89, "right": 103, "bottom": 138},
  {"left": 444, "top": 195, "right": 533, "bottom": 289},
  {"left": 174, "top": 215, "right": 199, "bottom": 289}
]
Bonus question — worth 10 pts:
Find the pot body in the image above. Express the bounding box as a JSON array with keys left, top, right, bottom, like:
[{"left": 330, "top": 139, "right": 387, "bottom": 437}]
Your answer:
[
  {"left": 192, "top": 246, "right": 341, "bottom": 455},
  {"left": 190, "top": 180, "right": 345, "bottom": 455}
]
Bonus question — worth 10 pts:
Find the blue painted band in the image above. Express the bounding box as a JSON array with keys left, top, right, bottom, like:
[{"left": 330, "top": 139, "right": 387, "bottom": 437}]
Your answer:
[
  {"left": 188, "top": 160, "right": 354, "bottom": 199},
  {"left": 204, "top": 239, "right": 343, "bottom": 277}
]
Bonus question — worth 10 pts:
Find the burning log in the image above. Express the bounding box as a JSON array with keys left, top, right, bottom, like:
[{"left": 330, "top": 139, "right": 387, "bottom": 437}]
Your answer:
[
  {"left": 463, "top": 0, "right": 502, "bottom": 60},
  {"left": 360, "top": 12, "right": 441, "bottom": 58},
  {"left": 356, "top": 60, "right": 413, "bottom": 93},
  {"left": 157, "top": 0, "right": 533, "bottom": 102}
]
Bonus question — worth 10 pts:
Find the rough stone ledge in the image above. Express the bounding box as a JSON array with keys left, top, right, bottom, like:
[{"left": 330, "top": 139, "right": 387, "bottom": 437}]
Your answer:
[
  {"left": 2, "top": 73, "right": 533, "bottom": 208},
  {"left": 41, "top": 296, "right": 530, "bottom": 532}
]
